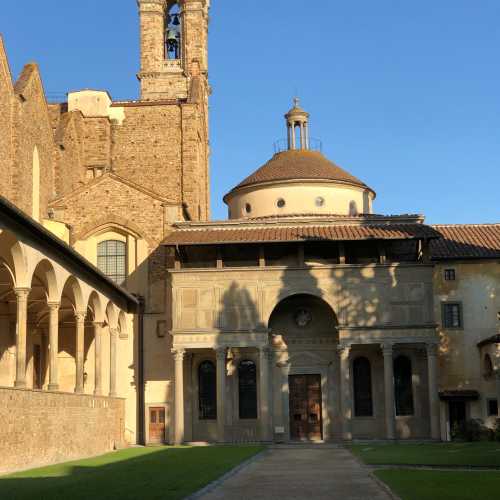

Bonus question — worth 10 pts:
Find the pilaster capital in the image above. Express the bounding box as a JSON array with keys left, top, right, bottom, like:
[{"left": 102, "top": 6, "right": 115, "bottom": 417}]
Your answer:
[
  {"left": 171, "top": 348, "right": 186, "bottom": 361},
  {"left": 215, "top": 347, "right": 227, "bottom": 361},
  {"left": 426, "top": 343, "right": 439, "bottom": 357},
  {"left": 92, "top": 321, "right": 105, "bottom": 329},
  {"left": 14, "top": 287, "right": 30, "bottom": 300},
  {"left": 109, "top": 327, "right": 119, "bottom": 337},
  {"left": 381, "top": 342, "right": 394, "bottom": 357}
]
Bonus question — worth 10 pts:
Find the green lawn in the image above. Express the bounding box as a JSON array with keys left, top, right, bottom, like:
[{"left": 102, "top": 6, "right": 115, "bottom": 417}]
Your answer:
[
  {"left": 350, "top": 442, "right": 500, "bottom": 467},
  {"left": 375, "top": 469, "right": 500, "bottom": 500},
  {"left": 0, "top": 445, "right": 264, "bottom": 500}
]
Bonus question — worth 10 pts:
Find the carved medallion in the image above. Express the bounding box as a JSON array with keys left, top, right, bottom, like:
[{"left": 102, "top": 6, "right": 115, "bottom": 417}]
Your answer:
[{"left": 294, "top": 308, "right": 312, "bottom": 328}]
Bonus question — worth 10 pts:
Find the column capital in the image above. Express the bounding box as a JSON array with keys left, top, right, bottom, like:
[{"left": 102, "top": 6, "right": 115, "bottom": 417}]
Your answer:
[
  {"left": 47, "top": 301, "right": 60, "bottom": 311},
  {"left": 109, "top": 327, "right": 119, "bottom": 337},
  {"left": 92, "top": 320, "right": 105, "bottom": 328},
  {"left": 381, "top": 342, "right": 394, "bottom": 356},
  {"left": 75, "top": 311, "right": 86, "bottom": 323},
  {"left": 215, "top": 347, "right": 227, "bottom": 361},
  {"left": 171, "top": 348, "right": 186, "bottom": 361},
  {"left": 337, "top": 343, "right": 351, "bottom": 356},
  {"left": 14, "top": 287, "right": 30, "bottom": 299}
]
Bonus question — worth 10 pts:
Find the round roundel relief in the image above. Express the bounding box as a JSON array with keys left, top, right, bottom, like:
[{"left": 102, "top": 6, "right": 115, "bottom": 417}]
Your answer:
[{"left": 294, "top": 308, "right": 313, "bottom": 328}]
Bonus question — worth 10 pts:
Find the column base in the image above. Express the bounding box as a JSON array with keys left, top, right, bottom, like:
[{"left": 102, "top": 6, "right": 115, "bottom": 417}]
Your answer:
[
  {"left": 75, "top": 387, "right": 85, "bottom": 394},
  {"left": 94, "top": 389, "right": 104, "bottom": 396},
  {"left": 48, "top": 384, "right": 59, "bottom": 392},
  {"left": 14, "top": 380, "right": 27, "bottom": 389},
  {"left": 109, "top": 392, "right": 118, "bottom": 398}
]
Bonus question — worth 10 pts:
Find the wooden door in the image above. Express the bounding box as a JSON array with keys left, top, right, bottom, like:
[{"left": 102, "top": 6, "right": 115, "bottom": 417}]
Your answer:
[
  {"left": 449, "top": 401, "right": 466, "bottom": 439},
  {"left": 289, "top": 374, "right": 323, "bottom": 441},
  {"left": 149, "top": 407, "right": 166, "bottom": 444}
]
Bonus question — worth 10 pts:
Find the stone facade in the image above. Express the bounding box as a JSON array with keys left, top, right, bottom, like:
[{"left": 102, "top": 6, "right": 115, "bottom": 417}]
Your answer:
[{"left": 0, "top": 387, "right": 124, "bottom": 475}]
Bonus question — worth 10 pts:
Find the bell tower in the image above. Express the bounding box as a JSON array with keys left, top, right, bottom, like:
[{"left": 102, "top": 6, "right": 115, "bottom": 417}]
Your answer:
[{"left": 137, "top": 0, "right": 210, "bottom": 100}]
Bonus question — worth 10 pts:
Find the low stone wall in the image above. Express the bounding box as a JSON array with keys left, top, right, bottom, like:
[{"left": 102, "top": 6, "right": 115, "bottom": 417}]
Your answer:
[{"left": 0, "top": 387, "right": 125, "bottom": 475}]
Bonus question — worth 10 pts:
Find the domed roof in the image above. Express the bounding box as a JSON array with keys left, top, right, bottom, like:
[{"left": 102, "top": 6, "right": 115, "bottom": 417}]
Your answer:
[{"left": 224, "top": 149, "right": 373, "bottom": 201}]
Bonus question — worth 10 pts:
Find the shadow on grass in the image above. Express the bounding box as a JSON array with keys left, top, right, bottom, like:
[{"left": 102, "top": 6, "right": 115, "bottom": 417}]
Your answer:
[{"left": 0, "top": 446, "right": 264, "bottom": 500}]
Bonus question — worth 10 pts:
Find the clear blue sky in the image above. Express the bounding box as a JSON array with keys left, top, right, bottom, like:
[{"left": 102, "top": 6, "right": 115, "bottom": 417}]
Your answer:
[{"left": 2, "top": 1, "right": 499, "bottom": 223}]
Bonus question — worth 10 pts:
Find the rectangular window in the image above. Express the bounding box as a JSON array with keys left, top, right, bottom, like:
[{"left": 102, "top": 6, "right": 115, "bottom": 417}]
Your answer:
[
  {"left": 442, "top": 302, "right": 462, "bottom": 329},
  {"left": 488, "top": 399, "right": 498, "bottom": 417},
  {"left": 444, "top": 269, "right": 456, "bottom": 281}
]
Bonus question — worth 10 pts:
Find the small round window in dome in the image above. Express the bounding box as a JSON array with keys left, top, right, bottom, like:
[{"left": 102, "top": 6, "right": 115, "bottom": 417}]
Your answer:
[
  {"left": 315, "top": 196, "right": 325, "bottom": 207},
  {"left": 245, "top": 203, "right": 252, "bottom": 214},
  {"left": 277, "top": 198, "right": 286, "bottom": 208}
]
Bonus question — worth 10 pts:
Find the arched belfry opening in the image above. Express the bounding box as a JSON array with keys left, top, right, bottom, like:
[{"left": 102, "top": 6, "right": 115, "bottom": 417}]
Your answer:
[{"left": 165, "top": 1, "right": 182, "bottom": 60}]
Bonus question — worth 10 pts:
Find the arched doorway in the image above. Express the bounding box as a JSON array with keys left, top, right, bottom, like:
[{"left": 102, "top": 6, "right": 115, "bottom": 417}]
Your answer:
[{"left": 269, "top": 294, "right": 338, "bottom": 442}]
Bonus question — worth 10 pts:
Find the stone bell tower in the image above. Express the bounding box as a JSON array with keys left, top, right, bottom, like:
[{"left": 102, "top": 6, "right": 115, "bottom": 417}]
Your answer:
[{"left": 137, "top": 0, "right": 210, "bottom": 100}]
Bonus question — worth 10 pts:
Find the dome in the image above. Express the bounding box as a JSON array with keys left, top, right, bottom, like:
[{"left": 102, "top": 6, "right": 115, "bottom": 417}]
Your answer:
[
  {"left": 223, "top": 101, "right": 376, "bottom": 220},
  {"left": 226, "top": 149, "right": 373, "bottom": 197}
]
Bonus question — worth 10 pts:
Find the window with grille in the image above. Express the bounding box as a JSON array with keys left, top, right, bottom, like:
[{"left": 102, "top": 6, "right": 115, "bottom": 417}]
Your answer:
[
  {"left": 444, "top": 269, "right": 456, "bottom": 281},
  {"left": 394, "top": 355, "right": 414, "bottom": 416},
  {"left": 238, "top": 360, "right": 257, "bottom": 419},
  {"left": 97, "top": 240, "right": 127, "bottom": 285},
  {"left": 353, "top": 357, "right": 373, "bottom": 417},
  {"left": 442, "top": 303, "right": 462, "bottom": 328},
  {"left": 198, "top": 361, "right": 217, "bottom": 420}
]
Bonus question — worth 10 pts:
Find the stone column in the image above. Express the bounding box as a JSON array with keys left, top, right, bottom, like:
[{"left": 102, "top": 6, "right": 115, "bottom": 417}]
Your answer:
[
  {"left": 93, "top": 322, "right": 103, "bottom": 396},
  {"left": 382, "top": 342, "right": 396, "bottom": 440},
  {"left": 14, "top": 288, "right": 30, "bottom": 388},
  {"left": 109, "top": 327, "right": 118, "bottom": 397},
  {"left": 47, "top": 302, "right": 60, "bottom": 391},
  {"left": 259, "top": 346, "right": 273, "bottom": 442},
  {"left": 299, "top": 122, "right": 305, "bottom": 149},
  {"left": 75, "top": 312, "right": 86, "bottom": 394},
  {"left": 172, "top": 348, "right": 186, "bottom": 445},
  {"left": 427, "top": 343, "right": 440, "bottom": 439},
  {"left": 216, "top": 347, "right": 227, "bottom": 443},
  {"left": 338, "top": 344, "right": 352, "bottom": 440}
]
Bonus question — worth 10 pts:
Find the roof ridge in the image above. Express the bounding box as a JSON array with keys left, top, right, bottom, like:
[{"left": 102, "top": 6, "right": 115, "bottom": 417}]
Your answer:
[{"left": 432, "top": 223, "right": 500, "bottom": 227}]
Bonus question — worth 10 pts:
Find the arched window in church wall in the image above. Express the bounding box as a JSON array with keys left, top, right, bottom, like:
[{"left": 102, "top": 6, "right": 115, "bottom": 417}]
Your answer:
[
  {"left": 394, "top": 355, "right": 414, "bottom": 416},
  {"left": 32, "top": 146, "right": 40, "bottom": 221},
  {"left": 198, "top": 360, "right": 217, "bottom": 420},
  {"left": 97, "top": 240, "right": 127, "bottom": 285},
  {"left": 165, "top": 2, "right": 182, "bottom": 60},
  {"left": 353, "top": 357, "right": 373, "bottom": 417},
  {"left": 238, "top": 360, "right": 257, "bottom": 419}
]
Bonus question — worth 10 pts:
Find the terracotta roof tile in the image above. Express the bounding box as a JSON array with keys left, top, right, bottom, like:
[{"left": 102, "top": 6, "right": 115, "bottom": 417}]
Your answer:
[
  {"left": 162, "top": 223, "right": 438, "bottom": 246},
  {"left": 224, "top": 150, "right": 373, "bottom": 200},
  {"left": 430, "top": 224, "right": 500, "bottom": 260}
]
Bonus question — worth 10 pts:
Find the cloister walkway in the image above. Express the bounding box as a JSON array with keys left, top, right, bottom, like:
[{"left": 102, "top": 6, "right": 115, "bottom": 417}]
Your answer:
[{"left": 195, "top": 445, "right": 393, "bottom": 500}]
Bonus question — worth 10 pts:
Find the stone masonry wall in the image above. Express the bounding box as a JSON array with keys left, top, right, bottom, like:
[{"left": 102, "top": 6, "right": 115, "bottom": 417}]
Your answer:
[{"left": 0, "top": 387, "right": 125, "bottom": 475}]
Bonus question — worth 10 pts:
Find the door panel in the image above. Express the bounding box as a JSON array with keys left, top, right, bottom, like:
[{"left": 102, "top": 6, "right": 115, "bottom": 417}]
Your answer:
[
  {"left": 289, "top": 375, "right": 322, "bottom": 441},
  {"left": 149, "top": 407, "right": 166, "bottom": 444}
]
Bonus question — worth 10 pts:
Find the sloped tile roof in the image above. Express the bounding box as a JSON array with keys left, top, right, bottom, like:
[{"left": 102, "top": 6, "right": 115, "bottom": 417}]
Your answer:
[
  {"left": 162, "top": 222, "right": 438, "bottom": 245},
  {"left": 430, "top": 224, "right": 500, "bottom": 260}
]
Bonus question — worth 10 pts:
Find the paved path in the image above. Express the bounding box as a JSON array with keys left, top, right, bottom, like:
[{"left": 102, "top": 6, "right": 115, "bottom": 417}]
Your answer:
[{"left": 196, "top": 446, "right": 393, "bottom": 500}]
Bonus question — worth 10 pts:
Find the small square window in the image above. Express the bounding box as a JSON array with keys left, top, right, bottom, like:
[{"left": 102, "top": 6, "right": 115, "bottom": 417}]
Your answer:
[
  {"left": 442, "top": 302, "right": 462, "bottom": 329},
  {"left": 487, "top": 399, "right": 498, "bottom": 417},
  {"left": 444, "top": 269, "right": 456, "bottom": 281}
]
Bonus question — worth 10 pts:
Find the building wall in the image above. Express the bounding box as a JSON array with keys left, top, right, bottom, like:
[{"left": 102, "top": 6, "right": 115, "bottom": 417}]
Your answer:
[
  {"left": 434, "top": 259, "right": 500, "bottom": 423},
  {"left": 0, "top": 388, "right": 125, "bottom": 475}
]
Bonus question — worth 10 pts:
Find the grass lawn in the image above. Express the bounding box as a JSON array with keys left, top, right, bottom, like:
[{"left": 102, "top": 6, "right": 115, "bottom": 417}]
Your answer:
[
  {"left": 375, "top": 469, "right": 500, "bottom": 500},
  {"left": 350, "top": 442, "right": 500, "bottom": 467},
  {"left": 0, "top": 445, "right": 264, "bottom": 500}
]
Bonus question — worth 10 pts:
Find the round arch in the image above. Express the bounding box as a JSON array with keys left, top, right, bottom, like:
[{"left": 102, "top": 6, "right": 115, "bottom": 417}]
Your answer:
[
  {"left": 60, "top": 275, "right": 85, "bottom": 313},
  {"left": 87, "top": 291, "right": 105, "bottom": 323},
  {"left": 105, "top": 301, "right": 119, "bottom": 330},
  {"left": 28, "top": 259, "right": 59, "bottom": 303},
  {"left": 0, "top": 230, "right": 28, "bottom": 287}
]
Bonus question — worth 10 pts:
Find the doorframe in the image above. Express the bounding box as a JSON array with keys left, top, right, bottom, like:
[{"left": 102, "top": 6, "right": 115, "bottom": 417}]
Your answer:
[
  {"left": 283, "top": 364, "right": 330, "bottom": 441},
  {"left": 145, "top": 403, "right": 170, "bottom": 445}
]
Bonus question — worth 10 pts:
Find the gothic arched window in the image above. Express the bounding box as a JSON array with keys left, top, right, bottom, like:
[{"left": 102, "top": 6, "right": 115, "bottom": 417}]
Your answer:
[
  {"left": 198, "top": 360, "right": 217, "bottom": 420},
  {"left": 238, "top": 360, "right": 257, "bottom": 419},
  {"left": 353, "top": 357, "right": 373, "bottom": 417},
  {"left": 97, "top": 240, "right": 127, "bottom": 284},
  {"left": 165, "top": 2, "right": 181, "bottom": 60},
  {"left": 394, "top": 355, "right": 414, "bottom": 416}
]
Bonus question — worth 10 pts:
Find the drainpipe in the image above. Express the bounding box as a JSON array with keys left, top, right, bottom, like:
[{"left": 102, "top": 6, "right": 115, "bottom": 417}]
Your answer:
[{"left": 135, "top": 295, "right": 146, "bottom": 446}]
